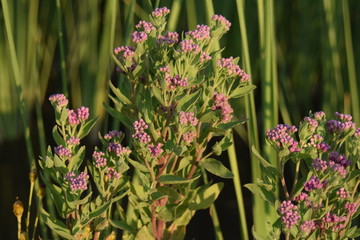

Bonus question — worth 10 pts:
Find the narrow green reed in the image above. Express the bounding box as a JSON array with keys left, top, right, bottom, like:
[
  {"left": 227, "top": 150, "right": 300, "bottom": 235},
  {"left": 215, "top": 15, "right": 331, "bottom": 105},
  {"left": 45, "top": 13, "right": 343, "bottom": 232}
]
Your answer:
[
  {"left": 167, "top": 0, "right": 183, "bottom": 32},
  {"left": 185, "top": 0, "right": 197, "bottom": 30},
  {"left": 55, "top": 0, "right": 69, "bottom": 97},
  {"left": 342, "top": 0, "right": 359, "bottom": 124}
]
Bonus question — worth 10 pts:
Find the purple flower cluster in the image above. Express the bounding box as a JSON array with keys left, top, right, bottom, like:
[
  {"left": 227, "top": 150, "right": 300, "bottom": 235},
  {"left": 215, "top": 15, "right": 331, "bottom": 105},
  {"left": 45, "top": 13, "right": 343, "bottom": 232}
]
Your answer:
[
  {"left": 106, "top": 167, "right": 121, "bottom": 180},
  {"left": 322, "top": 212, "right": 346, "bottom": 231},
  {"left": 135, "top": 21, "right": 155, "bottom": 33},
  {"left": 67, "top": 107, "right": 89, "bottom": 125},
  {"left": 54, "top": 145, "right": 71, "bottom": 158},
  {"left": 114, "top": 46, "right": 135, "bottom": 60},
  {"left": 217, "top": 57, "right": 250, "bottom": 82},
  {"left": 107, "top": 142, "right": 131, "bottom": 156},
  {"left": 330, "top": 163, "right": 347, "bottom": 178},
  {"left": 104, "top": 130, "right": 123, "bottom": 140},
  {"left": 148, "top": 143, "right": 164, "bottom": 158},
  {"left": 345, "top": 202, "right": 358, "bottom": 215},
  {"left": 67, "top": 136, "right": 80, "bottom": 146},
  {"left": 157, "top": 32, "right": 179, "bottom": 45},
  {"left": 200, "top": 51, "right": 212, "bottom": 62},
  {"left": 182, "top": 131, "right": 196, "bottom": 144},
  {"left": 355, "top": 128, "right": 360, "bottom": 137},
  {"left": 303, "top": 176, "right": 326, "bottom": 192},
  {"left": 326, "top": 120, "right": 356, "bottom": 134},
  {"left": 93, "top": 151, "right": 107, "bottom": 167},
  {"left": 166, "top": 75, "right": 188, "bottom": 90},
  {"left": 311, "top": 158, "right": 328, "bottom": 171},
  {"left": 64, "top": 172, "right": 89, "bottom": 191},
  {"left": 131, "top": 31, "right": 148, "bottom": 43},
  {"left": 313, "top": 111, "right": 326, "bottom": 120},
  {"left": 300, "top": 221, "right": 316, "bottom": 233},
  {"left": 211, "top": 92, "right": 234, "bottom": 123},
  {"left": 335, "top": 112, "right": 352, "bottom": 122},
  {"left": 186, "top": 25, "right": 210, "bottom": 40},
  {"left": 336, "top": 187, "right": 350, "bottom": 198},
  {"left": 132, "top": 119, "right": 151, "bottom": 144},
  {"left": 306, "top": 134, "right": 331, "bottom": 152},
  {"left": 211, "top": 14, "right": 231, "bottom": 30},
  {"left": 278, "top": 201, "right": 300, "bottom": 228},
  {"left": 179, "top": 40, "right": 200, "bottom": 54},
  {"left": 179, "top": 111, "right": 198, "bottom": 126},
  {"left": 266, "top": 124, "right": 300, "bottom": 152},
  {"left": 303, "top": 117, "right": 318, "bottom": 132},
  {"left": 49, "top": 94, "right": 68, "bottom": 108},
  {"left": 152, "top": 7, "right": 170, "bottom": 18},
  {"left": 328, "top": 152, "right": 350, "bottom": 167}
]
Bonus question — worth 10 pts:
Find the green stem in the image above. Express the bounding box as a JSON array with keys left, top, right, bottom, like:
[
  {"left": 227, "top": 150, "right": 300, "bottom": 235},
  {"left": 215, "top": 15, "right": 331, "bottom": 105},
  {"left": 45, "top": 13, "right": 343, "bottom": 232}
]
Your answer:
[{"left": 26, "top": 180, "right": 35, "bottom": 235}]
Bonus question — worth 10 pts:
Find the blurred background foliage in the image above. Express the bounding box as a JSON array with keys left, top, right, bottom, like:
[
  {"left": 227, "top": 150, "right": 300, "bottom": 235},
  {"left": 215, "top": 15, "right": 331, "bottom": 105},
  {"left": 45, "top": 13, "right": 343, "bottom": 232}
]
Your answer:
[{"left": 0, "top": 0, "right": 359, "bottom": 239}]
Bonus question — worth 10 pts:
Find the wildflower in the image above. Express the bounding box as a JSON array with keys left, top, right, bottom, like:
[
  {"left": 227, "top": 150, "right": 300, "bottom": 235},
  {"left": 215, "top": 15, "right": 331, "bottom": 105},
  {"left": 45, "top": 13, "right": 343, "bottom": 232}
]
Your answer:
[
  {"left": 328, "top": 152, "right": 350, "bottom": 167},
  {"left": 331, "top": 164, "right": 347, "bottom": 178},
  {"left": 186, "top": 25, "right": 210, "bottom": 40},
  {"left": 114, "top": 46, "right": 135, "bottom": 59},
  {"left": 93, "top": 151, "right": 107, "bottom": 167},
  {"left": 131, "top": 31, "right": 148, "bottom": 43},
  {"left": 354, "top": 128, "right": 360, "bottom": 137},
  {"left": 67, "top": 136, "right": 80, "bottom": 146},
  {"left": 68, "top": 109, "right": 80, "bottom": 125},
  {"left": 152, "top": 7, "right": 170, "bottom": 18},
  {"left": 104, "top": 130, "right": 123, "bottom": 140},
  {"left": 312, "top": 158, "right": 328, "bottom": 172},
  {"left": 303, "top": 117, "right": 318, "bottom": 132},
  {"left": 54, "top": 145, "right": 71, "bottom": 158},
  {"left": 49, "top": 94, "right": 68, "bottom": 108},
  {"left": 211, "top": 14, "right": 231, "bottom": 30},
  {"left": 335, "top": 112, "right": 352, "bottom": 122},
  {"left": 148, "top": 143, "right": 164, "bottom": 157},
  {"left": 217, "top": 57, "right": 250, "bottom": 82},
  {"left": 166, "top": 75, "right": 188, "bottom": 90},
  {"left": 313, "top": 111, "right": 326, "bottom": 120},
  {"left": 326, "top": 119, "right": 356, "bottom": 134},
  {"left": 108, "top": 142, "right": 131, "bottom": 156},
  {"left": 303, "top": 176, "right": 326, "bottom": 192},
  {"left": 179, "top": 111, "right": 198, "bottom": 126},
  {"left": 157, "top": 32, "right": 179, "bottom": 45},
  {"left": 344, "top": 202, "right": 358, "bottom": 215},
  {"left": 77, "top": 106, "right": 89, "bottom": 121},
  {"left": 182, "top": 132, "right": 196, "bottom": 144},
  {"left": 266, "top": 124, "right": 300, "bottom": 152},
  {"left": 200, "top": 51, "right": 212, "bottom": 62},
  {"left": 300, "top": 221, "right": 316, "bottom": 234},
  {"left": 132, "top": 119, "right": 151, "bottom": 144},
  {"left": 306, "top": 134, "right": 331, "bottom": 152},
  {"left": 179, "top": 40, "right": 200, "bottom": 54},
  {"left": 278, "top": 201, "right": 300, "bottom": 228},
  {"left": 64, "top": 172, "right": 89, "bottom": 191},
  {"left": 336, "top": 187, "right": 350, "bottom": 199},
  {"left": 106, "top": 167, "right": 121, "bottom": 180},
  {"left": 135, "top": 21, "right": 155, "bottom": 33},
  {"left": 212, "top": 92, "right": 234, "bottom": 123}
]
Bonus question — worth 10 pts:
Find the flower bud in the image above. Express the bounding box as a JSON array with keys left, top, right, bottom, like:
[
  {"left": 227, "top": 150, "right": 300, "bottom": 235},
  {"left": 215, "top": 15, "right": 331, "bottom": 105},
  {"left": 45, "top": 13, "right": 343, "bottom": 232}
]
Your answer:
[
  {"left": 29, "top": 169, "right": 37, "bottom": 183},
  {"left": 37, "top": 186, "right": 46, "bottom": 199},
  {"left": 20, "top": 231, "right": 27, "bottom": 240},
  {"left": 13, "top": 199, "right": 24, "bottom": 218}
]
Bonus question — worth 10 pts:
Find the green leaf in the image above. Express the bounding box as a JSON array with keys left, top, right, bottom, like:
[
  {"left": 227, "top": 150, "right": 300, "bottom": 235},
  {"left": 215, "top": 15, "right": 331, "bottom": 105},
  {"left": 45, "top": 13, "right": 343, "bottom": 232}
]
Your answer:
[
  {"left": 189, "top": 182, "right": 224, "bottom": 210},
  {"left": 244, "top": 183, "right": 276, "bottom": 207},
  {"left": 200, "top": 158, "right": 234, "bottom": 178},
  {"left": 157, "top": 186, "right": 180, "bottom": 201},
  {"left": 109, "top": 219, "right": 135, "bottom": 233},
  {"left": 103, "top": 103, "right": 132, "bottom": 129},
  {"left": 252, "top": 146, "right": 280, "bottom": 178},
  {"left": 157, "top": 205, "right": 175, "bottom": 221},
  {"left": 217, "top": 119, "right": 246, "bottom": 130},
  {"left": 168, "top": 225, "right": 186, "bottom": 240},
  {"left": 135, "top": 225, "right": 154, "bottom": 240},
  {"left": 52, "top": 126, "right": 65, "bottom": 146},
  {"left": 177, "top": 89, "right": 202, "bottom": 111},
  {"left": 229, "top": 84, "right": 256, "bottom": 98},
  {"left": 44, "top": 156, "right": 54, "bottom": 168},
  {"left": 127, "top": 158, "right": 149, "bottom": 173},
  {"left": 252, "top": 226, "right": 270, "bottom": 240},
  {"left": 158, "top": 174, "right": 200, "bottom": 184},
  {"left": 152, "top": 86, "right": 165, "bottom": 105},
  {"left": 41, "top": 209, "right": 76, "bottom": 240},
  {"left": 173, "top": 209, "right": 193, "bottom": 226},
  {"left": 109, "top": 81, "right": 132, "bottom": 105},
  {"left": 347, "top": 227, "right": 360, "bottom": 238},
  {"left": 81, "top": 201, "right": 111, "bottom": 225},
  {"left": 218, "top": 135, "right": 233, "bottom": 151},
  {"left": 199, "top": 110, "right": 217, "bottom": 123},
  {"left": 78, "top": 116, "right": 99, "bottom": 139},
  {"left": 68, "top": 146, "right": 85, "bottom": 171}
]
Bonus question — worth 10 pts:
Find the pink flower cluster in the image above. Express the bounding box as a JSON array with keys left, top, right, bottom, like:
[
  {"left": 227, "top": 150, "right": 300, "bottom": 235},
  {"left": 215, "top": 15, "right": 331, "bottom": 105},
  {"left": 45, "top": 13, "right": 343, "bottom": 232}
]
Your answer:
[
  {"left": 186, "top": 25, "right": 210, "bottom": 40},
  {"left": 132, "top": 119, "right": 151, "bottom": 144},
  {"left": 49, "top": 94, "right": 68, "bottom": 108},
  {"left": 345, "top": 202, "right": 358, "bottom": 215},
  {"left": 306, "top": 134, "right": 331, "bottom": 152},
  {"left": 166, "top": 75, "right": 188, "bottom": 90},
  {"left": 54, "top": 145, "right": 71, "bottom": 158},
  {"left": 106, "top": 167, "right": 121, "bottom": 179},
  {"left": 278, "top": 201, "right": 300, "bottom": 228},
  {"left": 179, "top": 40, "right": 200, "bottom": 54},
  {"left": 313, "top": 111, "right": 326, "bottom": 120},
  {"left": 114, "top": 46, "right": 135, "bottom": 59},
  {"left": 104, "top": 130, "right": 123, "bottom": 140},
  {"left": 135, "top": 21, "right": 155, "bottom": 33},
  {"left": 300, "top": 221, "right": 316, "bottom": 234},
  {"left": 326, "top": 112, "right": 356, "bottom": 134},
  {"left": 93, "top": 151, "right": 107, "bottom": 167},
  {"left": 108, "top": 142, "right": 131, "bottom": 156},
  {"left": 321, "top": 212, "right": 346, "bottom": 231},
  {"left": 179, "top": 111, "right": 198, "bottom": 126},
  {"left": 211, "top": 14, "right": 231, "bottom": 30},
  {"left": 211, "top": 92, "right": 234, "bottom": 123},
  {"left": 200, "top": 51, "right": 212, "bottom": 62},
  {"left": 328, "top": 151, "right": 350, "bottom": 167},
  {"left": 157, "top": 32, "right": 179, "bottom": 45},
  {"left": 182, "top": 131, "right": 196, "bottom": 144},
  {"left": 67, "top": 136, "right": 80, "bottom": 146},
  {"left": 217, "top": 57, "right": 250, "bottom": 82},
  {"left": 152, "top": 7, "right": 170, "bottom": 18},
  {"left": 311, "top": 158, "right": 328, "bottom": 171},
  {"left": 266, "top": 124, "right": 300, "bottom": 152},
  {"left": 131, "top": 31, "right": 148, "bottom": 43},
  {"left": 336, "top": 187, "right": 350, "bottom": 198},
  {"left": 64, "top": 172, "right": 89, "bottom": 191},
  {"left": 303, "top": 176, "right": 326, "bottom": 192},
  {"left": 148, "top": 143, "right": 164, "bottom": 158},
  {"left": 335, "top": 112, "right": 352, "bottom": 122},
  {"left": 355, "top": 128, "right": 360, "bottom": 137},
  {"left": 303, "top": 117, "right": 318, "bottom": 132},
  {"left": 68, "top": 107, "right": 89, "bottom": 125}
]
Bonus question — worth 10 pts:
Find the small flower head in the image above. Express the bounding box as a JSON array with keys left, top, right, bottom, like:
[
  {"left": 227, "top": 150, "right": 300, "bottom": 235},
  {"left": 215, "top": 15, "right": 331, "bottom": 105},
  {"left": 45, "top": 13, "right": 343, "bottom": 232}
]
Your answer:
[
  {"left": 77, "top": 106, "right": 89, "bottom": 121},
  {"left": 179, "top": 111, "right": 198, "bottom": 126},
  {"left": 131, "top": 31, "right": 148, "bottom": 43},
  {"left": 67, "top": 136, "right": 80, "bottom": 146},
  {"left": 152, "top": 7, "right": 170, "bottom": 18},
  {"left": 303, "top": 176, "right": 326, "bottom": 192},
  {"left": 148, "top": 143, "right": 164, "bottom": 158},
  {"left": 200, "top": 51, "right": 212, "bottom": 62},
  {"left": 104, "top": 130, "right": 123, "bottom": 140},
  {"left": 212, "top": 92, "right": 234, "bottom": 123},
  {"left": 49, "top": 94, "right": 69, "bottom": 109},
  {"left": 300, "top": 221, "right": 316, "bottom": 234},
  {"left": 54, "top": 145, "right": 72, "bottom": 158},
  {"left": 328, "top": 152, "right": 350, "bottom": 167},
  {"left": 312, "top": 158, "right": 328, "bottom": 172},
  {"left": 132, "top": 119, "right": 151, "bottom": 144},
  {"left": 114, "top": 46, "right": 135, "bottom": 59},
  {"left": 179, "top": 40, "right": 200, "bottom": 54},
  {"left": 93, "top": 151, "right": 107, "bottom": 167},
  {"left": 157, "top": 32, "right": 179, "bottom": 45},
  {"left": 335, "top": 112, "right": 352, "bottom": 122},
  {"left": 313, "top": 111, "right": 326, "bottom": 120},
  {"left": 278, "top": 201, "right": 300, "bottom": 228},
  {"left": 344, "top": 202, "right": 358, "bottom": 215},
  {"left": 108, "top": 142, "right": 131, "bottom": 156},
  {"left": 211, "top": 14, "right": 231, "bottom": 31},
  {"left": 186, "top": 24, "right": 210, "bottom": 40},
  {"left": 303, "top": 117, "right": 318, "bottom": 132},
  {"left": 182, "top": 131, "right": 196, "bottom": 144},
  {"left": 266, "top": 124, "right": 300, "bottom": 152},
  {"left": 135, "top": 21, "right": 155, "bottom": 33},
  {"left": 106, "top": 167, "right": 121, "bottom": 180},
  {"left": 166, "top": 75, "right": 188, "bottom": 90},
  {"left": 336, "top": 187, "right": 349, "bottom": 199},
  {"left": 65, "top": 172, "right": 89, "bottom": 192}
]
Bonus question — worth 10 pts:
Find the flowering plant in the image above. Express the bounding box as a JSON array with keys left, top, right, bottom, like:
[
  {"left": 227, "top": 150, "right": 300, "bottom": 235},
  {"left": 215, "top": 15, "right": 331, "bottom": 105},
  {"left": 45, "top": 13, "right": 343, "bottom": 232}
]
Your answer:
[
  {"left": 247, "top": 111, "right": 360, "bottom": 239},
  {"left": 33, "top": 7, "right": 254, "bottom": 240}
]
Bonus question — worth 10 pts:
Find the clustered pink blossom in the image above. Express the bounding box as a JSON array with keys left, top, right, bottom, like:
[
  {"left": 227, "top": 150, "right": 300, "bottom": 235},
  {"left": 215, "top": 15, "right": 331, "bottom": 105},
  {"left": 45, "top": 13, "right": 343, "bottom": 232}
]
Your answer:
[
  {"left": 104, "top": 130, "right": 123, "bottom": 140},
  {"left": 54, "top": 145, "right": 71, "bottom": 158},
  {"left": 67, "top": 107, "right": 89, "bottom": 125},
  {"left": 157, "top": 32, "right": 179, "bottom": 45},
  {"left": 355, "top": 128, "right": 360, "bottom": 137},
  {"left": 200, "top": 51, "right": 212, "bottom": 62},
  {"left": 132, "top": 119, "right": 151, "bottom": 144},
  {"left": 64, "top": 172, "right": 89, "bottom": 191},
  {"left": 326, "top": 113, "right": 356, "bottom": 134},
  {"left": 106, "top": 167, "right": 121, "bottom": 179},
  {"left": 211, "top": 14, "right": 231, "bottom": 30},
  {"left": 345, "top": 202, "right": 358, "bottom": 215},
  {"left": 306, "top": 134, "right": 331, "bottom": 152},
  {"left": 328, "top": 152, "right": 350, "bottom": 167},
  {"left": 148, "top": 143, "right": 164, "bottom": 157},
  {"left": 135, "top": 21, "right": 155, "bottom": 33},
  {"left": 336, "top": 187, "right": 350, "bottom": 199},
  {"left": 182, "top": 131, "right": 196, "bottom": 144},
  {"left": 131, "top": 31, "right": 148, "bottom": 43},
  {"left": 278, "top": 201, "right": 300, "bottom": 228},
  {"left": 311, "top": 158, "right": 328, "bottom": 171},
  {"left": 335, "top": 112, "right": 352, "bottom": 122},
  {"left": 330, "top": 163, "right": 347, "bottom": 178},
  {"left": 67, "top": 136, "right": 80, "bottom": 146},
  {"left": 300, "top": 221, "right": 317, "bottom": 233},
  {"left": 217, "top": 57, "right": 250, "bottom": 82},
  {"left": 179, "top": 111, "right": 198, "bottom": 126},
  {"left": 166, "top": 75, "right": 188, "bottom": 90},
  {"left": 321, "top": 212, "right": 346, "bottom": 231},
  {"left": 152, "top": 7, "right": 170, "bottom": 18},
  {"left": 303, "top": 176, "right": 326, "bottom": 192},
  {"left": 313, "top": 111, "right": 326, "bottom": 120},
  {"left": 49, "top": 94, "right": 68, "bottom": 108},
  {"left": 159, "top": 65, "right": 170, "bottom": 74},
  {"left": 107, "top": 142, "right": 131, "bottom": 156},
  {"left": 93, "top": 151, "right": 107, "bottom": 167},
  {"left": 114, "top": 46, "right": 135, "bottom": 59},
  {"left": 266, "top": 124, "right": 300, "bottom": 152},
  {"left": 179, "top": 40, "right": 200, "bottom": 54},
  {"left": 186, "top": 25, "right": 210, "bottom": 40},
  {"left": 211, "top": 92, "right": 234, "bottom": 123},
  {"left": 303, "top": 117, "right": 318, "bottom": 132}
]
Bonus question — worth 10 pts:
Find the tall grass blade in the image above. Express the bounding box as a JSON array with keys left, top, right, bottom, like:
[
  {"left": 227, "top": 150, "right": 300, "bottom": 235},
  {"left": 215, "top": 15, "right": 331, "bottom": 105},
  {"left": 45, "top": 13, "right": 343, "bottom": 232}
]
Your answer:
[{"left": 167, "top": 0, "right": 183, "bottom": 32}]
